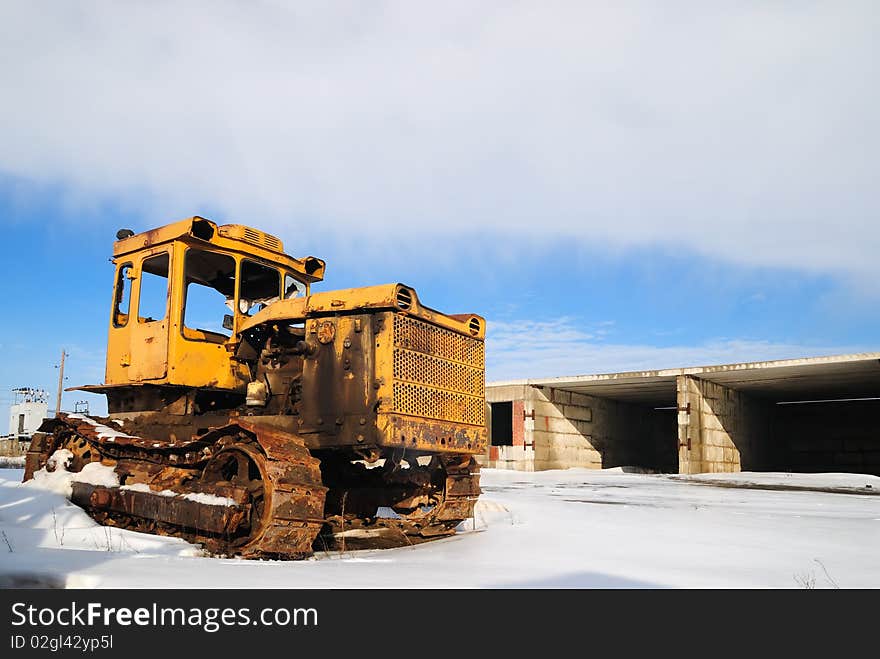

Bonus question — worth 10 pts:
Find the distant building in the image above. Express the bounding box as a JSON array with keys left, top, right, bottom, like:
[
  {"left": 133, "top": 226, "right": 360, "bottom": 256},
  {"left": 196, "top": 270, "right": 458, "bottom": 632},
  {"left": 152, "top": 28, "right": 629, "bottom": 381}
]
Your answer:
[
  {"left": 6, "top": 388, "right": 49, "bottom": 441},
  {"left": 486, "top": 352, "right": 880, "bottom": 477}
]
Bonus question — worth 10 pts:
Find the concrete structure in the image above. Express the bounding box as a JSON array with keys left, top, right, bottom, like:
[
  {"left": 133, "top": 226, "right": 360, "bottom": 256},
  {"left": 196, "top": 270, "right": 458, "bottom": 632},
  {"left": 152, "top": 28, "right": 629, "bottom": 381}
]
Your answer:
[
  {"left": 2, "top": 388, "right": 48, "bottom": 458},
  {"left": 486, "top": 352, "right": 880, "bottom": 475},
  {"left": 6, "top": 388, "right": 48, "bottom": 441}
]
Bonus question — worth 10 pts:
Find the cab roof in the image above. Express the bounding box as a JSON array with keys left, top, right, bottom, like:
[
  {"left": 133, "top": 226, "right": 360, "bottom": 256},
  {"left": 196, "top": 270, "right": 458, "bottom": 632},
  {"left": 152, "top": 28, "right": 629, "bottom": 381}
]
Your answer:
[{"left": 112, "top": 216, "right": 325, "bottom": 282}]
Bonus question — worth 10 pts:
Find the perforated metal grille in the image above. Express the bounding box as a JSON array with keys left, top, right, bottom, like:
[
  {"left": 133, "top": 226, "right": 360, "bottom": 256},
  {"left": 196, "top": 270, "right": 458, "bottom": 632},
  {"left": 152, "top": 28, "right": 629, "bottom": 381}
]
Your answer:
[
  {"left": 391, "top": 315, "right": 485, "bottom": 426},
  {"left": 393, "top": 382, "right": 485, "bottom": 426},
  {"left": 394, "top": 349, "right": 484, "bottom": 397},
  {"left": 393, "top": 315, "right": 484, "bottom": 368}
]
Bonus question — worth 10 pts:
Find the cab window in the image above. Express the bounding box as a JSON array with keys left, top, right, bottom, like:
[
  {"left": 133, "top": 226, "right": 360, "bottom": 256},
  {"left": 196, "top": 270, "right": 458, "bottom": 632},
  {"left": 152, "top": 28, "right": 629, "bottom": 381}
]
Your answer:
[
  {"left": 138, "top": 253, "right": 170, "bottom": 323},
  {"left": 183, "top": 248, "right": 236, "bottom": 341},
  {"left": 113, "top": 263, "right": 133, "bottom": 327},
  {"left": 239, "top": 260, "right": 281, "bottom": 316},
  {"left": 284, "top": 273, "right": 306, "bottom": 299}
]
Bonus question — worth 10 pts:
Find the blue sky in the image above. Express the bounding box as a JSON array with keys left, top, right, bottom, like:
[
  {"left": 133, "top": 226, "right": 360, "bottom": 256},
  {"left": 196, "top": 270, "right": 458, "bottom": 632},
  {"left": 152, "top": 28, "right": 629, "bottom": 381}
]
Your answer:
[{"left": 0, "top": 3, "right": 877, "bottom": 417}]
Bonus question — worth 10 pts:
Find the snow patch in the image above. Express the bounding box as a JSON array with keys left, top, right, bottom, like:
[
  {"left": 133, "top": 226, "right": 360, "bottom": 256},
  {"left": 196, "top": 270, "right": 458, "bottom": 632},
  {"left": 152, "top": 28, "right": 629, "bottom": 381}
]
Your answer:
[
  {"left": 0, "top": 456, "right": 26, "bottom": 469},
  {"left": 24, "top": 449, "right": 76, "bottom": 497},
  {"left": 180, "top": 492, "right": 236, "bottom": 507},
  {"left": 468, "top": 498, "right": 514, "bottom": 530},
  {"left": 66, "top": 413, "right": 136, "bottom": 442},
  {"left": 334, "top": 528, "right": 393, "bottom": 539},
  {"left": 120, "top": 483, "right": 235, "bottom": 507},
  {"left": 23, "top": 450, "right": 121, "bottom": 499},
  {"left": 1, "top": 468, "right": 204, "bottom": 566},
  {"left": 73, "top": 463, "right": 121, "bottom": 488}
]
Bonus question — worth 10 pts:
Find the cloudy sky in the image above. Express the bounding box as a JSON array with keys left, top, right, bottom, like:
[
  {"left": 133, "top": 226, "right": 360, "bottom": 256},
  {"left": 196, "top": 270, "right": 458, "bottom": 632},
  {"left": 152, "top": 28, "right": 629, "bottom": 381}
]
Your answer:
[{"left": 0, "top": 2, "right": 877, "bottom": 413}]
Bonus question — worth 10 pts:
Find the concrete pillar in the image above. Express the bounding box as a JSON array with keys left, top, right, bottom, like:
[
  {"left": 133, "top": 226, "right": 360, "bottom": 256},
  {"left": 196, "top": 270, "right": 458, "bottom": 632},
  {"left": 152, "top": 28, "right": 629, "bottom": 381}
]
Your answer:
[
  {"left": 677, "top": 375, "right": 771, "bottom": 474},
  {"left": 677, "top": 376, "right": 704, "bottom": 474}
]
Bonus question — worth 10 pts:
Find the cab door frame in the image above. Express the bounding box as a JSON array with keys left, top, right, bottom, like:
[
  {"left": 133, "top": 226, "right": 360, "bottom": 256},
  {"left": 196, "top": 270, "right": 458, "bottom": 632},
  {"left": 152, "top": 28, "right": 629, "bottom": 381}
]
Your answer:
[{"left": 129, "top": 248, "right": 172, "bottom": 381}]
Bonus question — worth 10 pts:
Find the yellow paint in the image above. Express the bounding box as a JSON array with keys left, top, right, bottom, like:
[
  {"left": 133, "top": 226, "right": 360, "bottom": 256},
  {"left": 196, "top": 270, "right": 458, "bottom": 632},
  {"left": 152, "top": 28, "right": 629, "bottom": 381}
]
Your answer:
[
  {"left": 105, "top": 217, "right": 322, "bottom": 391},
  {"left": 103, "top": 217, "right": 486, "bottom": 409}
]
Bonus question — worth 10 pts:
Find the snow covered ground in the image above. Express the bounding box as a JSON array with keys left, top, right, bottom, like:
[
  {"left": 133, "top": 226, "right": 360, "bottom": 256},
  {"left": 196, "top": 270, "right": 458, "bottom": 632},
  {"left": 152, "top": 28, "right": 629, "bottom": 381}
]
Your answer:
[{"left": 0, "top": 466, "right": 877, "bottom": 589}]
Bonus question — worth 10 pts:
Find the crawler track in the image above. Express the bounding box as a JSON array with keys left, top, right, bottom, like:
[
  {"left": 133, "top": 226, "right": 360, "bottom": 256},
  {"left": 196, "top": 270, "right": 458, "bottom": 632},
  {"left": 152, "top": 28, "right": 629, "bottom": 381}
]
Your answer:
[
  {"left": 25, "top": 414, "right": 480, "bottom": 558},
  {"left": 26, "top": 414, "right": 326, "bottom": 558},
  {"left": 317, "top": 451, "right": 481, "bottom": 551}
]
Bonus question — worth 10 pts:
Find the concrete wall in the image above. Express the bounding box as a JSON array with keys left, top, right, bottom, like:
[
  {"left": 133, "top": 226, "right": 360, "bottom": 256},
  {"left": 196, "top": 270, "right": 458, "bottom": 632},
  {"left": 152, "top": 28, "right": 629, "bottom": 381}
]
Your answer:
[
  {"left": 8, "top": 402, "right": 48, "bottom": 438},
  {"left": 770, "top": 400, "right": 880, "bottom": 476},
  {"left": 485, "top": 384, "right": 535, "bottom": 470},
  {"left": 486, "top": 385, "right": 676, "bottom": 472},
  {"left": 677, "top": 375, "right": 773, "bottom": 474},
  {"left": 531, "top": 386, "right": 600, "bottom": 470}
]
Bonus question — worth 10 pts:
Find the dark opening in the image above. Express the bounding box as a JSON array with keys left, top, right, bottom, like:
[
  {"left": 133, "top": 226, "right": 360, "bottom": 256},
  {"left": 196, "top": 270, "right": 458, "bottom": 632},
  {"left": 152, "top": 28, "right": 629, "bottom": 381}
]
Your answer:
[
  {"left": 18, "top": 414, "right": 25, "bottom": 435},
  {"left": 396, "top": 288, "right": 413, "bottom": 310},
  {"left": 490, "top": 401, "right": 514, "bottom": 446},
  {"left": 239, "top": 260, "right": 281, "bottom": 316},
  {"left": 191, "top": 218, "right": 215, "bottom": 241},
  {"left": 596, "top": 401, "right": 678, "bottom": 473},
  {"left": 768, "top": 397, "right": 880, "bottom": 476}
]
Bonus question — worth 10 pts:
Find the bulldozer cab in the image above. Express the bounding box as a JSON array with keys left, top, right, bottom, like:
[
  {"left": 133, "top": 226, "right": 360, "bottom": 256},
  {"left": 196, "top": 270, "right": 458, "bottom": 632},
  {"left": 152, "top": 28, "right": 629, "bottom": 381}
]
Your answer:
[{"left": 103, "top": 217, "right": 324, "bottom": 392}]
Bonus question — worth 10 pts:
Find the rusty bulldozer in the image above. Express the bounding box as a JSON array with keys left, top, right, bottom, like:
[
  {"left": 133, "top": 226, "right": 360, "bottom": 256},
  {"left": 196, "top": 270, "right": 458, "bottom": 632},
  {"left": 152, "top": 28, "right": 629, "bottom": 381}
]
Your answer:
[{"left": 24, "top": 217, "right": 486, "bottom": 558}]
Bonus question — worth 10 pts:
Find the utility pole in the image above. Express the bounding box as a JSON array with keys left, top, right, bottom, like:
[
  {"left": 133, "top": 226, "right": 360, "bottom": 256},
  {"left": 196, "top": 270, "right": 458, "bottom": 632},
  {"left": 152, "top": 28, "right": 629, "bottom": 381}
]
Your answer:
[{"left": 55, "top": 349, "right": 68, "bottom": 417}]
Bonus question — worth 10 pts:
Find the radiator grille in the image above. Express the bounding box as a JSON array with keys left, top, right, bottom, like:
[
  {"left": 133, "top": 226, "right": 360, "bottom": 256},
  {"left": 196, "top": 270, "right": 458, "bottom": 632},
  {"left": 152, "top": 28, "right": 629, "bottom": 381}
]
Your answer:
[
  {"left": 394, "top": 349, "right": 485, "bottom": 397},
  {"left": 393, "top": 315, "right": 484, "bottom": 368},
  {"left": 391, "top": 315, "right": 485, "bottom": 426}
]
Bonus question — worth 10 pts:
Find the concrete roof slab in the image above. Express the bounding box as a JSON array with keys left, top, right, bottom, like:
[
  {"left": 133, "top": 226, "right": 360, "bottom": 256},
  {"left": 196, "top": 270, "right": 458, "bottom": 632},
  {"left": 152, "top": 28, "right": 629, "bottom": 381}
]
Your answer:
[{"left": 489, "top": 352, "right": 880, "bottom": 405}]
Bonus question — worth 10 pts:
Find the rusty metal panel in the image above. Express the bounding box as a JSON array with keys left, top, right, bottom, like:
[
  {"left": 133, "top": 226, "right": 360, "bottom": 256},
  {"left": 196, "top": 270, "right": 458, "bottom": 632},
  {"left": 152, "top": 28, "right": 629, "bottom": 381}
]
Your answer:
[
  {"left": 298, "top": 314, "right": 375, "bottom": 436},
  {"left": 379, "top": 415, "right": 487, "bottom": 454}
]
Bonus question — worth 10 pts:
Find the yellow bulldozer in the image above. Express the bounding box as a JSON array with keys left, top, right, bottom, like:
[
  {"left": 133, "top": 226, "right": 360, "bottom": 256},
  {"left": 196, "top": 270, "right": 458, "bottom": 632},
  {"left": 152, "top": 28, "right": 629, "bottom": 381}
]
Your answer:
[{"left": 24, "top": 217, "right": 486, "bottom": 558}]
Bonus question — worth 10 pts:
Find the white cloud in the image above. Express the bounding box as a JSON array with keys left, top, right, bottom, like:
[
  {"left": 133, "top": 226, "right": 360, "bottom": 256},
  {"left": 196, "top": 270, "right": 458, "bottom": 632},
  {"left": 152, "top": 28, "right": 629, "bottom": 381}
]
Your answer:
[
  {"left": 486, "top": 317, "right": 862, "bottom": 381},
  {"left": 0, "top": 2, "right": 877, "bottom": 275}
]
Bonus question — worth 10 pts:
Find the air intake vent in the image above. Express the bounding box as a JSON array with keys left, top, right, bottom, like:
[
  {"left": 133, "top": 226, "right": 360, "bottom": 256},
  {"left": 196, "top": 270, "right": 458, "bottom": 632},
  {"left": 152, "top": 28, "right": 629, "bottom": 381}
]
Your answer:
[
  {"left": 468, "top": 317, "right": 481, "bottom": 335},
  {"left": 218, "top": 225, "right": 284, "bottom": 252},
  {"left": 396, "top": 287, "right": 413, "bottom": 310},
  {"left": 243, "top": 228, "right": 281, "bottom": 251}
]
